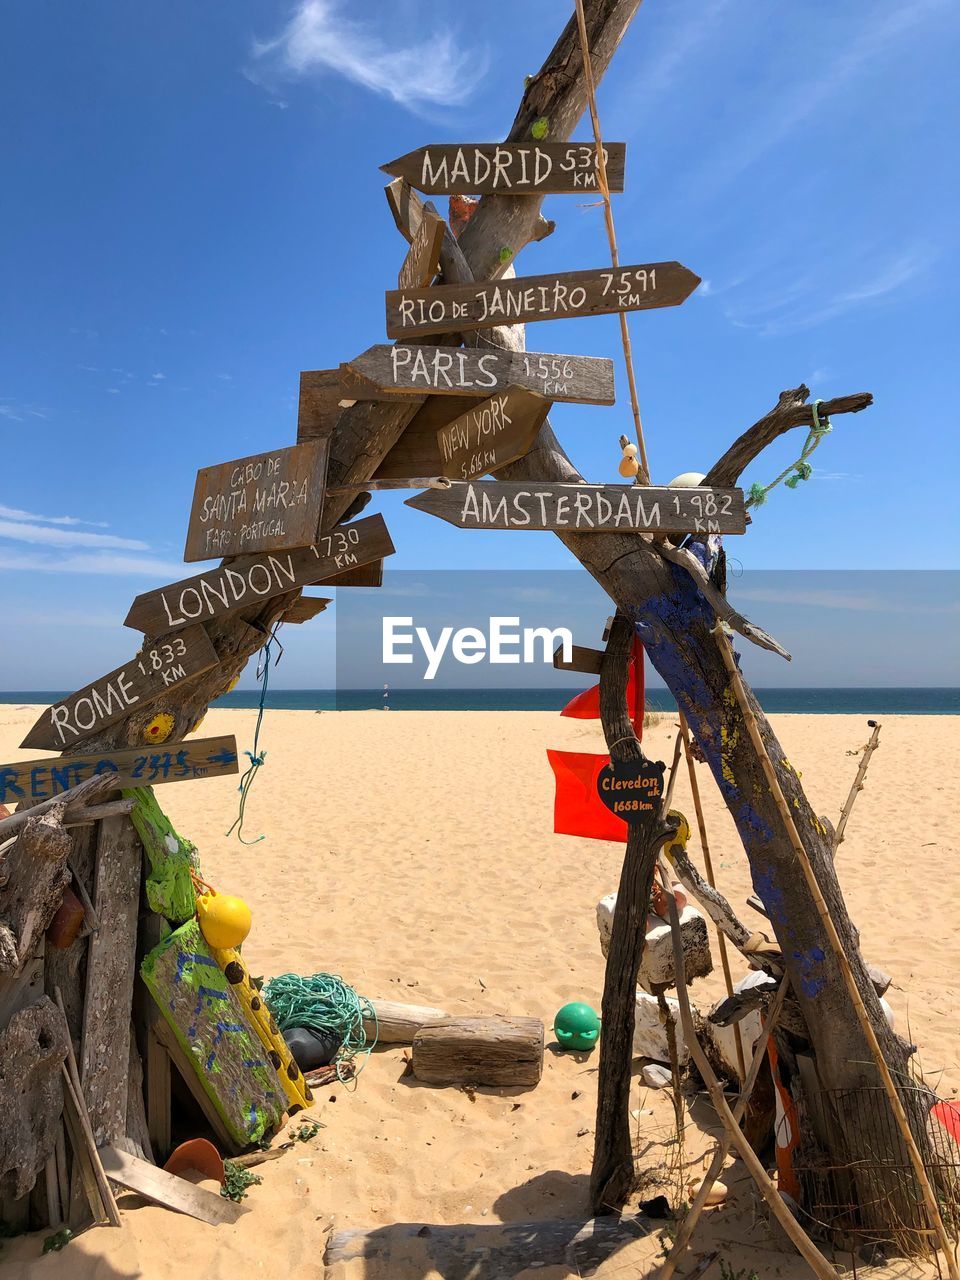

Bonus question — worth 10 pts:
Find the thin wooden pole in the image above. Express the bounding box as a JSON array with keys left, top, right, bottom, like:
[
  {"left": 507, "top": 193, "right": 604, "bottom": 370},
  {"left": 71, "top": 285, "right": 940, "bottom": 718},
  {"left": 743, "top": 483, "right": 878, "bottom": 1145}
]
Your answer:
[
  {"left": 572, "top": 0, "right": 650, "bottom": 481},
  {"left": 678, "top": 713, "right": 745, "bottom": 1080},
  {"left": 714, "top": 626, "right": 958, "bottom": 1278},
  {"left": 54, "top": 986, "right": 121, "bottom": 1227},
  {"left": 833, "top": 720, "right": 882, "bottom": 856},
  {"left": 658, "top": 868, "right": 839, "bottom": 1279},
  {"left": 658, "top": 977, "right": 790, "bottom": 1280}
]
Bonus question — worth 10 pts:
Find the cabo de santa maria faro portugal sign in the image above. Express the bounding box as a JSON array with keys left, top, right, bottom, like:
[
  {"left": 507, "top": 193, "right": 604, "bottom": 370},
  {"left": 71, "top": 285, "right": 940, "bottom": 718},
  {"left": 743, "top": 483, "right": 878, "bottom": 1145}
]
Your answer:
[{"left": 184, "top": 440, "right": 330, "bottom": 562}]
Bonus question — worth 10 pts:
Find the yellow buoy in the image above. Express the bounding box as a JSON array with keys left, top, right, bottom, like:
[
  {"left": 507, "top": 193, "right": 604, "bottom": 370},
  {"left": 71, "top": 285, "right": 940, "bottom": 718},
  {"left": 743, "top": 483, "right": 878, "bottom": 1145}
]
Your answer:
[{"left": 197, "top": 891, "right": 252, "bottom": 950}]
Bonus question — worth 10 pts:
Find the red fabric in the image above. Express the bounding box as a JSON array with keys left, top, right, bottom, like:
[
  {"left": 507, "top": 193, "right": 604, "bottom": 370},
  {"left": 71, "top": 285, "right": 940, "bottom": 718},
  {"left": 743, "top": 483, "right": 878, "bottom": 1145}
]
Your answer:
[
  {"left": 546, "top": 749, "right": 627, "bottom": 842},
  {"left": 932, "top": 1100, "right": 960, "bottom": 1144},
  {"left": 560, "top": 638, "right": 645, "bottom": 738}
]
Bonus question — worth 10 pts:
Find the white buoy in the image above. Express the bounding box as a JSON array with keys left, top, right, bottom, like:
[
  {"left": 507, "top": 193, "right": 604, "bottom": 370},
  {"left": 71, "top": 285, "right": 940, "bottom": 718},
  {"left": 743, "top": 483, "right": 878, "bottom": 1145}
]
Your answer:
[{"left": 668, "top": 471, "right": 706, "bottom": 488}]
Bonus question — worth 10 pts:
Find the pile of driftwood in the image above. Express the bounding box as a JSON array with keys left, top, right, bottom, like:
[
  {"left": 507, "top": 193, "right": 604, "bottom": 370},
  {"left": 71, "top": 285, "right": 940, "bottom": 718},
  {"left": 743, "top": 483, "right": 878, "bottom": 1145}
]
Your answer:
[{"left": 0, "top": 774, "right": 290, "bottom": 1238}]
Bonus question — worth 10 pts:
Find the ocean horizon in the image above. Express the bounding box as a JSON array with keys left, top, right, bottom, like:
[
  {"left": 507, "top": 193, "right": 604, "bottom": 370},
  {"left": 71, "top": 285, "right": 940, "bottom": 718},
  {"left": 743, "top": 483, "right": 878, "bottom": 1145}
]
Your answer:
[{"left": 1, "top": 688, "right": 956, "bottom": 715}]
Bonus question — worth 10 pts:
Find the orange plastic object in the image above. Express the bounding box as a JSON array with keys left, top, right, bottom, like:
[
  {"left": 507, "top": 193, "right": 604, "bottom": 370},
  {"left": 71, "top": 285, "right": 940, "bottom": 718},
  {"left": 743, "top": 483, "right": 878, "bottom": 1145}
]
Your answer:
[
  {"left": 46, "top": 888, "right": 86, "bottom": 949},
  {"left": 163, "top": 1138, "right": 226, "bottom": 1186}
]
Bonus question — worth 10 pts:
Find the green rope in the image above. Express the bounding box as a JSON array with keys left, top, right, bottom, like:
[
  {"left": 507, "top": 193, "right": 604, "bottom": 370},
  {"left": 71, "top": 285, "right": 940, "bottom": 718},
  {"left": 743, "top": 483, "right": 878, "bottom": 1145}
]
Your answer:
[
  {"left": 225, "top": 631, "right": 276, "bottom": 845},
  {"left": 262, "top": 972, "right": 378, "bottom": 1085},
  {"left": 745, "top": 398, "right": 832, "bottom": 510}
]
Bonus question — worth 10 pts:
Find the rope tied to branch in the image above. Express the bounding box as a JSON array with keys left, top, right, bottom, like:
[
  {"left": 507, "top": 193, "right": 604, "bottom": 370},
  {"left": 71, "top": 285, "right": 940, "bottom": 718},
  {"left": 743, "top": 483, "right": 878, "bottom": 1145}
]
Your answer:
[
  {"left": 225, "top": 626, "right": 282, "bottom": 845},
  {"left": 745, "top": 399, "right": 833, "bottom": 509}
]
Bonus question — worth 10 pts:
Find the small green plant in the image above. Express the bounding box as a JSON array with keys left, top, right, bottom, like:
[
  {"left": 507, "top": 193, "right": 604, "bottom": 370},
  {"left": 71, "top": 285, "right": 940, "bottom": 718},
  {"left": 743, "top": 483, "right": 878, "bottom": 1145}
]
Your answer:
[
  {"left": 221, "top": 1161, "right": 262, "bottom": 1202},
  {"left": 42, "top": 1228, "right": 73, "bottom": 1254},
  {"left": 295, "top": 1120, "right": 322, "bottom": 1142},
  {"left": 718, "top": 1260, "right": 760, "bottom": 1280}
]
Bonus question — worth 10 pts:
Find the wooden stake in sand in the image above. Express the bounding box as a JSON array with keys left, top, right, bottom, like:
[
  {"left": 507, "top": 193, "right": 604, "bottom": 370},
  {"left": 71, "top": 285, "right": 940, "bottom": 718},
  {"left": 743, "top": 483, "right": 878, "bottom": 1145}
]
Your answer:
[
  {"left": 678, "top": 713, "right": 746, "bottom": 1080},
  {"left": 590, "top": 615, "right": 678, "bottom": 1214},
  {"left": 714, "top": 625, "right": 959, "bottom": 1279},
  {"left": 834, "top": 719, "right": 882, "bottom": 855}
]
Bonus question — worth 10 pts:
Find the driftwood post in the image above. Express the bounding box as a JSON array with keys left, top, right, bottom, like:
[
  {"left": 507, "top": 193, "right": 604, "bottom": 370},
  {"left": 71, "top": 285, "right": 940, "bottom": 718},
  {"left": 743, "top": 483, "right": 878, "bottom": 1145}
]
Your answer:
[{"left": 590, "top": 615, "right": 676, "bottom": 1213}]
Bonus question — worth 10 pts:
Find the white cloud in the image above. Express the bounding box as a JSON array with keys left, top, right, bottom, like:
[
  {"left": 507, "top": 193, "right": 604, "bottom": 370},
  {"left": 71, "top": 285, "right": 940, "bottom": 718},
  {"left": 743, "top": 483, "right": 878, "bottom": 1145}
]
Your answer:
[
  {"left": 151, "top": 372, "right": 165, "bottom": 381},
  {"left": 0, "top": 520, "right": 150, "bottom": 551},
  {"left": 249, "top": 0, "right": 487, "bottom": 112},
  {"left": 107, "top": 387, "right": 121, "bottom": 395},
  {"left": 0, "top": 504, "right": 109, "bottom": 529},
  {"left": 725, "top": 244, "right": 935, "bottom": 336},
  {"left": 0, "top": 549, "right": 185, "bottom": 578},
  {"left": 0, "top": 400, "right": 49, "bottom": 422}
]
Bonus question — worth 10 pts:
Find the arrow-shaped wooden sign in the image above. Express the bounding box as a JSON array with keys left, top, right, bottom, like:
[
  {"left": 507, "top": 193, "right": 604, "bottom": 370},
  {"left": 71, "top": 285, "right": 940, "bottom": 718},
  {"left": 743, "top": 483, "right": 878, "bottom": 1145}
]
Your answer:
[
  {"left": 125, "top": 514, "right": 395, "bottom": 636},
  {"left": 184, "top": 440, "right": 329, "bottom": 563},
  {"left": 381, "top": 143, "right": 626, "bottom": 195},
  {"left": 398, "top": 203, "right": 445, "bottom": 290},
  {"left": 386, "top": 262, "right": 700, "bottom": 339},
  {"left": 340, "top": 344, "right": 615, "bottom": 405},
  {"left": 21, "top": 625, "right": 219, "bottom": 751},
  {"left": 0, "top": 736, "right": 240, "bottom": 808},
  {"left": 437, "top": 388, "right": 549, "bottom": 481},
  {"left": 405, "top": 482, "right": 746, "bottom": 535},
  {"left": 282, "top": 595, "right": 332, "bottom": 625}
]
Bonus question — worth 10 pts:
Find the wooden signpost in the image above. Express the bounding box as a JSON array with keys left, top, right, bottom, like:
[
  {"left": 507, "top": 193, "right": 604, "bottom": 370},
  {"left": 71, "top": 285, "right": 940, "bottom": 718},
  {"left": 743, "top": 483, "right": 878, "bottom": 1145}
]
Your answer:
[
  {"left": 314, "top": 560, "right": 384, "bottom": 589},
  {"left": 184, "top": 441, "right": 329, "bottom": 562},
  {"left": 398, "top": 204, "right": 445, "bottom": 290},
  {"left": 381, "top": 143, "right": 626, "bottom": 195},
  {"left": 298, "top": 370, "right": 346, "bottom": 443},
  {"left": 341, "top": 344, "right": 615, "bottom": 405},
  {"left": 0, "top": 736, "right": 239, "bottom": 807},
  {"left": 386, "top": 263, "right": 700, "bottom": 339},
  {"left": 596, "top": 756, "right": 665, "bottom": 825},
  {"left": 437, "top": 388, "right": 549, "bottom": 481},
  {"left": 405, "top": 482, "right": 746, "bottom": 535},
  {"left": 20, "top": 625, "right": 219, "bottom": 751},
  {"left": 283, "top": 595, "right": 331, "bottom": 625},
  {"left": 125, "top": 514, "right": 395, "bottom": 636}
]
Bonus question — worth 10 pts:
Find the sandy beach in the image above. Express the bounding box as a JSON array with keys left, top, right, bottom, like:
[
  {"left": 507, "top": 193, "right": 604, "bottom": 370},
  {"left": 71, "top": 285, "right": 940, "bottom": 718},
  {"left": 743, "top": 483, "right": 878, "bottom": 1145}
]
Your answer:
[{"left": 1, "top": 706, "right": 957, "bottom": 1279}]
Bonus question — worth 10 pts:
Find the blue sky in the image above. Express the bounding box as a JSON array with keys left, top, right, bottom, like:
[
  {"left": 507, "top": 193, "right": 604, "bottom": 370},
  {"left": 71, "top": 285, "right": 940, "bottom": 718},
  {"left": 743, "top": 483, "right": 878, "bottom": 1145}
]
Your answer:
[{"left": 1, "top": 0, "right": 957, "bottom": 690}]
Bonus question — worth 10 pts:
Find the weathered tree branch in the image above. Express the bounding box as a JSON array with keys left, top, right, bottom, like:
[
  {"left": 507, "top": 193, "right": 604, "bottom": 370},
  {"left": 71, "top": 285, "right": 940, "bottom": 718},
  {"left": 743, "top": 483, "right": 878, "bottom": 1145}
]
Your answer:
[
  {"left": 704, "top": 386, "right": 873, "bottom": 489},
  {"left": 457, "top": 0, "right": 645, "bottom": 281}
]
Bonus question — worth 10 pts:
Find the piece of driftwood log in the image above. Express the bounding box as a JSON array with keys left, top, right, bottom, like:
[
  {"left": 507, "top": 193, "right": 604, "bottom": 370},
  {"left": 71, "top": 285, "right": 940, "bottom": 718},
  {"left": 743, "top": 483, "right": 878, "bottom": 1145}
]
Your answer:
[
  {"left": 412, "top": 1017, "right": 543, "bottom": 1087},
  {"left": 0, "top": 996, "right": 69, "bottom": 1200},
  {"left": 324, "top": 1215, "right": 651, "bottom": 1278},
  {"left": 78, "top": 815, "right": 142, "bottom": 1148},
  {"left": 363, "top": 998, "right": 450, "bottom": 1045},
  {"left": 99, "top": 1145, "right": 247, "bottom": 1225},
  {"left": 590, "top": 615, "right": 676, "bottom": 1215},
  {"left": 63, "top": 799, "right": 135, "bottom": 827},
  {"left": 0, "top": 801, "right": 73, "bottom": 974}
]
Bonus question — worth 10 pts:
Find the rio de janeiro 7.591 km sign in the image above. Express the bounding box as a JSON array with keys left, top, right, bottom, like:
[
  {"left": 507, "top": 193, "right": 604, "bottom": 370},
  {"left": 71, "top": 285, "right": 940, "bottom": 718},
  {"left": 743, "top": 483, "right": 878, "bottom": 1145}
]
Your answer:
[{"left": 386, "top": 263, "right": 700, "bottom": 339}]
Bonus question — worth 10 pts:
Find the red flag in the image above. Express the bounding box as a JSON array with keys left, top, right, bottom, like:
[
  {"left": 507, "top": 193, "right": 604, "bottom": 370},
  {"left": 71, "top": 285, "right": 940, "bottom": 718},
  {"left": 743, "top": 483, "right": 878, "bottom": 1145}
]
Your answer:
[
  {"left": 546, "top": 749, "right": 627, "bottom": 842},
  {"left": 560, "top": 638, "right": 645, "bottom": 738}
]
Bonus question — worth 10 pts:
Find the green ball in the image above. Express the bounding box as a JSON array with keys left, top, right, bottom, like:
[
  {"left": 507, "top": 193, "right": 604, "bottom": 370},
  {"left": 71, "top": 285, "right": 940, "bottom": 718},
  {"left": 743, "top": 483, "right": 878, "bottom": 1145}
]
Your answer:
[{"left": 554, "top": 1002, "right": 600, "bottom": 1052}]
